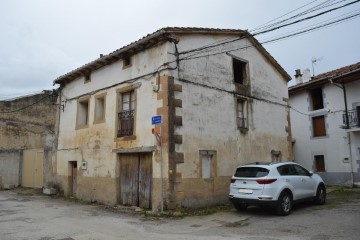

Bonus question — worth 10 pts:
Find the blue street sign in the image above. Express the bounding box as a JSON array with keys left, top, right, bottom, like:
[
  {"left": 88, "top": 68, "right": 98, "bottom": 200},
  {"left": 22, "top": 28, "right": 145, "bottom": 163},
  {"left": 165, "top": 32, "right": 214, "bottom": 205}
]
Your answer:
[{"left": 152, "top": 115, "right": 162, "bottom": 125}]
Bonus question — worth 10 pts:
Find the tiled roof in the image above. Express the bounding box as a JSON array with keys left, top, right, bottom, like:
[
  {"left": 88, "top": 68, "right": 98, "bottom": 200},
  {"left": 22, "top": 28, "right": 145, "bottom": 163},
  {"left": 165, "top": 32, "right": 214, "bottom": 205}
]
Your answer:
[
  {"left": 312, "top": 61, "right": 360, "bottom": 81},
  {"left": 54, "top": 27, "right": 291, "bottom": 84},
  {"left": 289, "top": 61, "right": 360, "bottom": 93}
]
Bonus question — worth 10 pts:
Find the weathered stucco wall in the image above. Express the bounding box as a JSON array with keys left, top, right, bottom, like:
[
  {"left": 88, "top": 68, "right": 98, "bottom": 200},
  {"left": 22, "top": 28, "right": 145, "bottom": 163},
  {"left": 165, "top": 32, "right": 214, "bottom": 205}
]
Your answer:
[
  {"left": 56, "top": 43, "right": 170, "bottom": 206},
  {"left": 0, "top": 150, "right": 21, "bottom": 187},
  {"left": 169, "top": 34, "right": 290, "bottom": 207},
  {"left": 56, "top": 33, "right": 291, "bottom": 209},
  {"left": 0, "top": 91, "right": 57, "bottom": 188}
]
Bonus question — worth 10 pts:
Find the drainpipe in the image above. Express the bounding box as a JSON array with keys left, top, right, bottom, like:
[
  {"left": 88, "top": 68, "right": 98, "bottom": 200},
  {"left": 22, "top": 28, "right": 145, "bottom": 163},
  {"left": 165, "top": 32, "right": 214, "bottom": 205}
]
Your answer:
[
  {"left": 342, "top": 81, "right": 350, "bottom": 129},
  {"left": 347, "top": 132, "right": 354, "bottom": 186},
  {"left": 341, "top": 81, "right": 354, "bottom": 186}
]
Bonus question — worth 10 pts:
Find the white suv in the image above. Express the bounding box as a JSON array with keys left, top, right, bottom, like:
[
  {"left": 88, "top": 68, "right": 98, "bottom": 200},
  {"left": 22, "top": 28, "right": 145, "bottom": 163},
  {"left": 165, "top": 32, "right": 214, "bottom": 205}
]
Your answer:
[{"left": 229, "top": 162, "right": 326, "bottom": 216}]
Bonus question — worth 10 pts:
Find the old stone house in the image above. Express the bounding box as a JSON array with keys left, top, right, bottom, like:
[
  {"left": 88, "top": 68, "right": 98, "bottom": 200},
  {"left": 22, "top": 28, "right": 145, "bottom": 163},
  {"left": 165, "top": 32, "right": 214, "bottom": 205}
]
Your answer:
[
  {"left": 53, "top": 27, "right": 292, "bottom": 210},
  {"left": 0, "top": 91, "right": 57, "bottom": 189},
  {"left": 289, "top": 61, "right": 360, "bottom": 186}
]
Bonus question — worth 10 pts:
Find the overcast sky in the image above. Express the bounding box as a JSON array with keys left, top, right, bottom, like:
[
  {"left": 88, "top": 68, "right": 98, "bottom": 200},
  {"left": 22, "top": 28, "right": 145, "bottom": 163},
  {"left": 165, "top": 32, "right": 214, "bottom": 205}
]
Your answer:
[{"left": 0, "top": 0, "right": 359, "bottom": 100}]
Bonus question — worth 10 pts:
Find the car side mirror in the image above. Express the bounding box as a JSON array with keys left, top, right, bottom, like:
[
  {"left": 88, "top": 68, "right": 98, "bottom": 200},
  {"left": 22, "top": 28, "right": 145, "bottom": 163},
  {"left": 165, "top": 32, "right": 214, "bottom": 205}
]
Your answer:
[{"left": 308, "top": 171, "right": 313, "bottom": 176}]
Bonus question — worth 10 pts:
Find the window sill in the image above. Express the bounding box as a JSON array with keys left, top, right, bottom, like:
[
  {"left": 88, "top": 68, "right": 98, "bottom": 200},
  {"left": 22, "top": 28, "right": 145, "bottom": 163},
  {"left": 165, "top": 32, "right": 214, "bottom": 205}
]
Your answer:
[
  {"left": 117, "top": 135, "right": 136, "bottom": 141},
  {"left": 93, "top": 119, "right": 105, "bottom": 125},
  {"left": 76, "top": 124, "right": 89, "bottom": 130}
]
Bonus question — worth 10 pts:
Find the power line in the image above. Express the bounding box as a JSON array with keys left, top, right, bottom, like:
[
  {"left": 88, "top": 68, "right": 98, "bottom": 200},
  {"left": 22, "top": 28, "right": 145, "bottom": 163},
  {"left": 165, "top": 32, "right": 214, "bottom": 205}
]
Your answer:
[{"left": 252, "top": 0, "right": 360, "bottom": 36}]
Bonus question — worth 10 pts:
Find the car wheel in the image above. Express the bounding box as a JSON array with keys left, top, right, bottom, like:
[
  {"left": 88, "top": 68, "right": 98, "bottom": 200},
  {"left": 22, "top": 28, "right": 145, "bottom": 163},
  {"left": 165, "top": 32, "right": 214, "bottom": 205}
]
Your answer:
[
  {"left": 234, "top": 203, "right": 248, "bottom": 211},
  {"left": 314, "top": 184, "right": 326, "bottom": 205},
  {"left": 276, "top": 191, "right": 292, "bottom": 216}
]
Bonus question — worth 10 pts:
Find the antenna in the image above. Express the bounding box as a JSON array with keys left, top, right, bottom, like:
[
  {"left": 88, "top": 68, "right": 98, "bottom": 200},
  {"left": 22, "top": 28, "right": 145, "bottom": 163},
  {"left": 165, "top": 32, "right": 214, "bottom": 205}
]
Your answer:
[{"left": 311, "top": 56, "right": 323, "bottom": 76}]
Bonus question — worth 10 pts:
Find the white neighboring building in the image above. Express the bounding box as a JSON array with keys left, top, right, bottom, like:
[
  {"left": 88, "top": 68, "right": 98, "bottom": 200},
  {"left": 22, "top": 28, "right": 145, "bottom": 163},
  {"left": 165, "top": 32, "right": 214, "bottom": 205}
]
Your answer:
[{"left": 289, "top": 62, "right": 360, "bottom": 186}]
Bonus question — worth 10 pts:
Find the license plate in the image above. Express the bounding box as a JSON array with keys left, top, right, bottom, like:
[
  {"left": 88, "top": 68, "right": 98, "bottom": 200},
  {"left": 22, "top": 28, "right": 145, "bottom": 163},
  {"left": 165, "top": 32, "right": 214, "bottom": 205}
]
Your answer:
[{"left": 239, "top": 189, "right": 253, "bottom": 194}]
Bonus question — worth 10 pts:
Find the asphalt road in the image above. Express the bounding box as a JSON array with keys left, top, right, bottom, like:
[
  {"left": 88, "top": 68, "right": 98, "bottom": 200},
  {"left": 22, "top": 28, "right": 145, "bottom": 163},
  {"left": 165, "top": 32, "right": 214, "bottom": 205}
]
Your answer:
[{"left": 0, "top": 188, "right": 359, "bottom": 240}]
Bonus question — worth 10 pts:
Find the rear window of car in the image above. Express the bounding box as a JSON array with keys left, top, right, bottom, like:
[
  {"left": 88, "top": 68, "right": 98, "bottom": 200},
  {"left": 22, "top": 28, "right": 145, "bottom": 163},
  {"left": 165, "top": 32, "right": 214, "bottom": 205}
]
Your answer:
[{"left": 234, "top": 167, "right": 269, "bottom": 178}]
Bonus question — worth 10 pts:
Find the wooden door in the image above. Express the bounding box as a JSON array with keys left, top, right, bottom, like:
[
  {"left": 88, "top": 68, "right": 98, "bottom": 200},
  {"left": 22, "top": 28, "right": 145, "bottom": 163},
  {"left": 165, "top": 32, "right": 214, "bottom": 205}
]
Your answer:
[
  {"left": 22, "top": 149, "right": 43, "bottom": 188},
  {"left": 119, "top": 153, "right": 152, "bottom": 208},
  {"left": 71, "top": 161, "right": 77, "bottom": 196},
  {"left": 34, "top": 151, "right": 44, "bottom": 188},
  {"left": 139, "top": 153, "right": 152, "bottom": 209},
  {"left": 120, "top": 154, "right": 139, "bottom": 206}
]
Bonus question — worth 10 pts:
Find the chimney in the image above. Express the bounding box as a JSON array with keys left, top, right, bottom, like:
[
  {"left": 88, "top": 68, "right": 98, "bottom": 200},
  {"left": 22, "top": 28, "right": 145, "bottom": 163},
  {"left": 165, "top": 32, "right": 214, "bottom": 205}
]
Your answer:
[
  {"left": 302, "top": 68, "right": 311, "bottom": 83},
  {"left": 294, "top": 69, "right": 303, "bottom": 85}
]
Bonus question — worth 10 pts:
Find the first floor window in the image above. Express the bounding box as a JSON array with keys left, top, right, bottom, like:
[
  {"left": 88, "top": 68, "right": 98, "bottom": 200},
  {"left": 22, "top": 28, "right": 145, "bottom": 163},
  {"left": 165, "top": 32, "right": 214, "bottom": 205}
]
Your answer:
[
  {"left": 118, "top": 90, "right": 135, "bottom": 137},
  {"left": 237, "top": 99, "right": 247, "bottom": 129},
  {"left": 314, "top": 155, "right": 325, "bottom": 172},
  {"left": 76, "top": 98, "right": 89, "bottom": 128},
  {"left": 312, "top": 115, "right": 326, "bottom": 137}
]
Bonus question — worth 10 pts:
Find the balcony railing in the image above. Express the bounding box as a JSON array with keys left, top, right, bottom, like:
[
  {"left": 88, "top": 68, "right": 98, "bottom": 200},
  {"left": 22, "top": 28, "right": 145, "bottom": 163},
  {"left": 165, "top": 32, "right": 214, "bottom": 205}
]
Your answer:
[
  {"left": 342, "top": 110, "right": 360, "bottom": 128},
  {"left": 117, "top": 110, "right": 134, "bottom": 137}
]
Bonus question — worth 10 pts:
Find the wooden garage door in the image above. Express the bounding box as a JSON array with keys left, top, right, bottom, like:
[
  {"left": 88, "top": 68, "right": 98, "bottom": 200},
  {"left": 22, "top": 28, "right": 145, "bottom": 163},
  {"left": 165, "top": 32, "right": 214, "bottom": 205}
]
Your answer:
[
  {"left": 120, "top": 153, "right": 152, "bottom": 208},
  {"left": 22, "top": 149, "right": 43, "bottom": 188}
]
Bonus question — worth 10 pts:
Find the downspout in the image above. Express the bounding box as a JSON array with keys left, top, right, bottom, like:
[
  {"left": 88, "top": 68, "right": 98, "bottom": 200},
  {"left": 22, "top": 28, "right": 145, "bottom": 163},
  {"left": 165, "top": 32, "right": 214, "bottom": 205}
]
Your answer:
[
  {"left": 347, "top": 132, "right": 354, "bottom": 186},
  {"left": 330, "top": 79, "right": 354, "bottom": 186},
  {"left": 341, "top": 81, "right": 354, "bottom": 186}
]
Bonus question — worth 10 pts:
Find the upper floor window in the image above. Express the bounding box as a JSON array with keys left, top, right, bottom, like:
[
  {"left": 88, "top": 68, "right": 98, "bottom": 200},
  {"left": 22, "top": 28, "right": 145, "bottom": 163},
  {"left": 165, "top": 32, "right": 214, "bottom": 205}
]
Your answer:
[
  {"left": 94, "top": 94, "right": 106, "bottom": 124},
  {"left": 237, "top": 99, "right": 247, "bottom": 129},
  {"left": 123, "top": 56, "right": 132, "bottom": 68},
  {"left": 117, "top": 90, "right": 135, "bottom": 137},
  {"left": 310, "top": 87, "right": 324, "bottom": 110},
  {"left": 312, "top": 115, "right": 326, "bottom": 137},
  {"left": 76, "top": 97, "right": 90, "bottom": 129},
  {"left": 233, "top": 58, "right": 248, "bottom": 84}
]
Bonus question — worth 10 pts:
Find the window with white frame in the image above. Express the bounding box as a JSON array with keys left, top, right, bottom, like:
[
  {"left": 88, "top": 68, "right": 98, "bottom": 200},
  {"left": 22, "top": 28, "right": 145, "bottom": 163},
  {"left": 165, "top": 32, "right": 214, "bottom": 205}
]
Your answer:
[{"left": 237, "top": 99, "right": 247, "bottom": 129}]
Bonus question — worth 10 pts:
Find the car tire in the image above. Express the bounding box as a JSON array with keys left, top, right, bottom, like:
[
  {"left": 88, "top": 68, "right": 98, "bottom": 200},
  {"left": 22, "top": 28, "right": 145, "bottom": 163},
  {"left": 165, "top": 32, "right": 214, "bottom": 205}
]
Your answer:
[
  {"left": 314, "top": 184, "right": 326, "bottom": 205},
  {"left": 234, "top": 203, "right": 248, "bottom": 211},
  {"left": 276, "top": 191, "right": 292, "bottom": 216}
]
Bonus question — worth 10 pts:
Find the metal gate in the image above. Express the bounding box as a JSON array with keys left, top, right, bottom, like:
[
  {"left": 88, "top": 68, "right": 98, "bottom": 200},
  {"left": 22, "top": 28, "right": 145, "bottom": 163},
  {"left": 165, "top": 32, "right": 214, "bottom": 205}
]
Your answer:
[
  {"left": 22, "top": 149, "right": 43, "bottom": 188},
  {"left": 119, "top": 153, "right": 152, "bottom": 208}
]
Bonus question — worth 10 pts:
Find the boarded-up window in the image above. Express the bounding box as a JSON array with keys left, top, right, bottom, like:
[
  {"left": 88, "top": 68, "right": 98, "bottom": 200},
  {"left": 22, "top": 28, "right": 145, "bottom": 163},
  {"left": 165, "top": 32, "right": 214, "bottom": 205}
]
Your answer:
[
  {"left": 118, "top": 91, "right": 135, "bottom": 137},
  {"left": 315, "top": 155, "right": 325, "bottom": 172},
  {"left": 233, "top": 58, "right": 247, "bottom": 84},
  {"left": 312, "top": 115, "right": 326, "bottom": 137},
  {"left": 76, "top": 98, "right": 89, "bottom": 128},
  {"left": 310, "top": 87, "right": 324, "bottom": 110},
  {"left": 202, "top": 154, "right": 212, "bottom": 179},
  {"left": 94, "top": 95, "right": 105, "bottom": 123}
]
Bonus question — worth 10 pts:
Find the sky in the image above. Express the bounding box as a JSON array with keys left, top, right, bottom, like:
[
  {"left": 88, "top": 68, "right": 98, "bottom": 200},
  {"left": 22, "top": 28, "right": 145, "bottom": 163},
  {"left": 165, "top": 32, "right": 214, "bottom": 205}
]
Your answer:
[{"left": 0, "top": 0, "right": 359, "bottom": 100}]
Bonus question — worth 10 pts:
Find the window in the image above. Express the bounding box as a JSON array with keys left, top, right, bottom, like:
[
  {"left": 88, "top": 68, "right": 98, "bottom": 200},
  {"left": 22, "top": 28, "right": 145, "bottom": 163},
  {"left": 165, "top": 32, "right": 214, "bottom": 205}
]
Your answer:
[
  {"left": 310, "top": 87, "right": 324, "bottom": 110},
  {"left": 84, "top": 72, "right": 91, "bottom": 83},
  {"left": 237, "top": 99, "right": 247, "bottom": 129},
  {"left": 117, "top": 90, "right": 135, "bottom": 137},
  {"left": 123, "top": 56, "right": 132, "bottom": 68},
  {"left": 293, "top": 165, "right": 310, "bottom": 176},
  {"left": 312, "top": 115, "right": 326, "bottom": 137},
  {"left": 202, "top": 154, "right": 212, "bottom": 179},
  {"left": 94, "top": 94, "right": 106, "bottom": 123},
  {"left": 314, "top": 155, "right": 325, "bottom": 172},
  {"left": 199, "top": 150, "right": 216, "bottom": 179},
  {"left": 76, "top": 98, "right": 89, "bottom": 128},
  {"left": 277, "top": 165, "right": 297, "bottom": 176},
  {"left": 233, "top": 58, "right": 248, "bottom": 84},
  {"left": 235, "top": 167, "right": 269, "bottom": 178}
]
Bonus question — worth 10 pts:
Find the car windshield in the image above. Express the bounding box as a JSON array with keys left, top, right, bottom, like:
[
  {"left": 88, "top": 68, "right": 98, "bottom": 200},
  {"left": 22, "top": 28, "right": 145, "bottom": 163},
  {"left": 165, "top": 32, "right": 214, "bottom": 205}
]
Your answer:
[{"left": 234, "top": 167, "right": 269, "bottom": 178}]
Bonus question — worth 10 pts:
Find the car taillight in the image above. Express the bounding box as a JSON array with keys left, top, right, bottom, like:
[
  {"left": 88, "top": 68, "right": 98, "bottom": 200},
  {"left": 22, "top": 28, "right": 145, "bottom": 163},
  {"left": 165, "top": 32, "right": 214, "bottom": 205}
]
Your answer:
[
  {"left": 256, "top": 179, "right": 277, "bottom": 184},
  {"left": 230, "top": 178, "right": 236, "bottom": 183}
]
